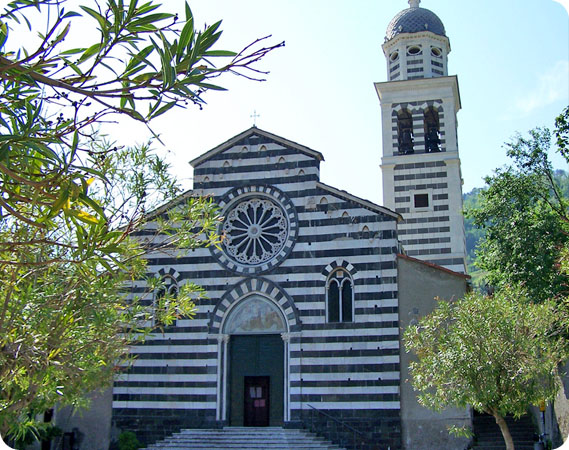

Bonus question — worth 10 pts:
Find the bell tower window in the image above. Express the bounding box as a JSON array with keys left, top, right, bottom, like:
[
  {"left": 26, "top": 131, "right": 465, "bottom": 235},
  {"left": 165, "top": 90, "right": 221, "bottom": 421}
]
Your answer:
[
  {"left": 424, "top": 107, "right": 441, "bottom": 152},
  {"left": 430, "top": 47, "right": 442, "bottom": 57},
  {"left": 407, "top": 45, "right": 422, "bottom": 56},
  {"left": 414, "top": 193, "right": 429, "bottom": 208},
  {"left": 397, "top": 109, "right": 414, "bottom": 154}
]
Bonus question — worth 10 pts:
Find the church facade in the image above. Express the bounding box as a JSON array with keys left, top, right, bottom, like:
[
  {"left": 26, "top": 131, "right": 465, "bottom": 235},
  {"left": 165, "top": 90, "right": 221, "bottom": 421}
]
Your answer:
[
  {"left": 113, "top": 128, "right": 406, "bottom": 448},
  {"left": 108, "top": 2, "right": 471, "bottom": 449}
]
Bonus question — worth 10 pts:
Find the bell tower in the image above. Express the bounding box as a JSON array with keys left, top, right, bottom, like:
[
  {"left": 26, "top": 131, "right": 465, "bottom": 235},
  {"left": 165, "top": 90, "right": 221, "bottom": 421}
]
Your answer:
[{"left": 376, "top": 0, "right": 466, "bottom": 273}]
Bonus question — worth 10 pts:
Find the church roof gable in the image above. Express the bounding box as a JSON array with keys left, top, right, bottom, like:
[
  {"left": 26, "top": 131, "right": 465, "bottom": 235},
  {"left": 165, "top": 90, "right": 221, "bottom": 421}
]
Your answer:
[{"left": 190, "top": 127, "right": 324, "bottom": 168}]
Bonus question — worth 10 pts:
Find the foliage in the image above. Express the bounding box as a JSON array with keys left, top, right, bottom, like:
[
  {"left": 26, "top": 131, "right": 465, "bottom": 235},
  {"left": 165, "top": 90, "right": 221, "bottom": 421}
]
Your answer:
[
  {"left": 9, "top": 423, "right": 62, "bottom": 450},
  {"left": 0, "top": 0, "right": 282, "bottom": 439},
  {"left": 555, "top": 106, "right": 569, "bottom": 158},
  {"left": 0, "top": 0, "right": 282, "bottom": 247},
  {"left": 465, "top": 107, "right": 569, "bottom": 301},
  {"left": 404, "top": 287, "right": 568, "bottom": 450},
  {"left": 463, "top": 170, "right": 569, "bottom": 288},
  {"left": 118, "top": 431, "right": 142, "bottom": 450},
  {"left": 462, "top": 187, "right": 485, "bottom": 269}
]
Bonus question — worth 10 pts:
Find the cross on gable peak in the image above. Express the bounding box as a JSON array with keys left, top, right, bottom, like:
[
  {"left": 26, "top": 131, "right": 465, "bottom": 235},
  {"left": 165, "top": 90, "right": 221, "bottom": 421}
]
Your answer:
[{"left": 250, "top": 110, "right": 261, "bottom": 126}]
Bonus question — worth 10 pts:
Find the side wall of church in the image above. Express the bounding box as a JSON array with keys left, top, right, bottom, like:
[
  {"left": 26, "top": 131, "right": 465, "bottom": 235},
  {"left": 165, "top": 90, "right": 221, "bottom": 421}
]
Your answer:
[
  {"left": 112, "top": 133, "right": 403, "bottom": 449},
  {"left": 398, "top": 255, "right": 471, "bottom": 450}
]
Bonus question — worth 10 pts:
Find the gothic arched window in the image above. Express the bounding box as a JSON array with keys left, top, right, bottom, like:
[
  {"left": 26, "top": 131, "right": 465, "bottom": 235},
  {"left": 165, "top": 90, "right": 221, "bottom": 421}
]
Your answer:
[
  {"left": 424, "top": 107, "right": 441, "bottom": 152},
  {"left": 397, "top": 109, "right": 414, "bottom": 154},
  {"left": 327, "top": 269, "right": 353, "bottom": 323}
]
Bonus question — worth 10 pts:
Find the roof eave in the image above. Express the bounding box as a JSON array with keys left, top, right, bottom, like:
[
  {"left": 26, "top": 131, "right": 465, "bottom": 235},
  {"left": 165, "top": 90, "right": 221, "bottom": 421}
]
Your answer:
[
  {"left": 397, "top": 253, "right": 470, "bottom": 279},
  {"left": 316, "top": 181, "right": 402, "bottom": 221}
]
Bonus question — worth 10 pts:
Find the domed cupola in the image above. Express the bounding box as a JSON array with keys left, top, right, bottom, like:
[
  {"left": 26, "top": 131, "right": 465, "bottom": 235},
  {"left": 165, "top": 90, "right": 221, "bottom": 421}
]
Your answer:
[
  {"left": 382, "top": 0, "right": 450, "bottom": 81},
  {"left": 386, "top": 0, "right": 446, "bottom": 40}
]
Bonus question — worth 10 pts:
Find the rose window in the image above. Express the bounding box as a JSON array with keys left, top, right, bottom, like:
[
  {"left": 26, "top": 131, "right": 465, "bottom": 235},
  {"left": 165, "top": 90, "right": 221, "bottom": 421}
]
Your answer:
[{"left": 222, "top": 198, "right": 289, "bottom": 265}]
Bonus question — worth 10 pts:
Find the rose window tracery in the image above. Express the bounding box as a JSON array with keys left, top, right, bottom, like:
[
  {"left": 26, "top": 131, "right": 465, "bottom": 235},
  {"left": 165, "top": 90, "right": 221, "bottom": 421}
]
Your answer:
[{"left": 223, "top": 198, "right": 288, "bottom": 265}]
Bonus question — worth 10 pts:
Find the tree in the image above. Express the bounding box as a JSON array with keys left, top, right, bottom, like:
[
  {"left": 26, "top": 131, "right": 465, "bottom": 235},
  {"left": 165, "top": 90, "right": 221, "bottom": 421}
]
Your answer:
[
  {"left": 466, "top": 107, "right": 569, "bottom": 302},
  {"left": 0, "top": 0, "right": 282, "bottom": 441},
  {"left": 462, "top": 187, "right": 485, "bottom": 273},
  {"left": 404, "top": 287, "right": 568, "bottom": 450}
]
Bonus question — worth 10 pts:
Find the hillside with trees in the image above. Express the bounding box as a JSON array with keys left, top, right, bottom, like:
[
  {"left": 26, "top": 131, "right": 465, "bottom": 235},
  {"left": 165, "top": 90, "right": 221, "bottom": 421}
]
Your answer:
[{"left": 463, "top": 168, "right": 569, "bottom": 286}]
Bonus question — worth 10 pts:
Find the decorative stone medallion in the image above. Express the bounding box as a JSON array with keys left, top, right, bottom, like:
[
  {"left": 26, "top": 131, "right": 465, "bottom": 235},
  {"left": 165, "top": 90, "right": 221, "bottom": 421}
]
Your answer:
[{"left": 212, "top": 185, "right": 298, "bottom": 274}]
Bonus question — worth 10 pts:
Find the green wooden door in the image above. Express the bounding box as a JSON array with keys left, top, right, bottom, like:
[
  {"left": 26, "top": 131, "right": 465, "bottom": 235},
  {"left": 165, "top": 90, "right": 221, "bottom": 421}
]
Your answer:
[{"left": 229, "top": 334, "right": 284, "bottom": 426}]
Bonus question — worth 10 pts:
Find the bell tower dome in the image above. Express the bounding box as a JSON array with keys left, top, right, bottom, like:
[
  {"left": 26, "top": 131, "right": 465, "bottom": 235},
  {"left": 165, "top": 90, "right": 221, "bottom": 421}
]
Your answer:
[
  {"left": 383, "top": 0, "right": 450, "bottom": 81},
  {"left": 376, "top": 0, "right": 466, "bottom": 273}
]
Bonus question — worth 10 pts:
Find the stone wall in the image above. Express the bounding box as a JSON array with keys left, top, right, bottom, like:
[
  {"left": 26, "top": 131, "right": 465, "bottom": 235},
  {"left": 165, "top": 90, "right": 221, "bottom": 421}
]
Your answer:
[
  {"left": 397, "top": 254, "right": 471, "bottom": 450},
  {"left": 294, "top": 408, "right": 401, "bottom": 450}
]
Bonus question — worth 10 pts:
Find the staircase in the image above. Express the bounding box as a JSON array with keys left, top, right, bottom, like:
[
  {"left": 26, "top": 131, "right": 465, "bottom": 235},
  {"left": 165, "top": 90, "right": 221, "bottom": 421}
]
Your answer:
[
  {"left": 471, "top": 413, "right": 537, "bottom": 449},
  {"left": 141, "top": 427, "right": 346, "bottom": 450}
]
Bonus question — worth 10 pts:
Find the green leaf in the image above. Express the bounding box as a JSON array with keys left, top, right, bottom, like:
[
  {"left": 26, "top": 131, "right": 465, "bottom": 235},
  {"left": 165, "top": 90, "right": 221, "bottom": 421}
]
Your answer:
[
  {"left": 79, "top": 6, "right": 110, "bottom": 31},
  {"left": 60, "top": 48, "right": 87, "bottom": 56},
  {"left": 69, "top": 130, "right": 79, "bottom": 165},
  {"left": 203, "top": 50, "right": 236, "bottom": 57},
  {"left": 124, "top": 44, "right": 155, "bottom": 73},
  {"left": 100, "top": 60, "right": 119, "bottom": 77},
  {"left": 78, "top": 43, "right": 102, "bottom": 63},
  {"left": 76, "top": 225, "right": 85, "bottom": 253},
  {"left": 149, "top": 101, "right": 176, "bottom": 119},
  {"left": 0, "top": 144, "right": 9, "bottom": 161},
  {"left": 128, "top": 13, "right": 173, "bottom": 30},
  {"left": 0, "top": 20, "right": 8, "bottom": 49},
  {"left": 62, "top": 11, "right": 82, "bottom": 19},
  {"left": 178, "top": 13, "right": 194, "bottom": 57},
  {"left": 78, "top": 193, "right": 105, "bottom": 218},
  {"left": 127, "top": 0, "right": 138, "bottom": 19},
  {"left": 101, "top": 244, "right": 121, "bottom": 254},
  {"left": 98, "top": 257, "right": 114, "bottom": 272},
  {"left": 196, "top": 82, "right": 227, "bottom": 91},
  {"left": 102, "top": 230, "right": 125, "bottom": 243},
  {"left": 121, "top": 108, "right": 145, "bottom": 121},
  {"left": 52, "top": 21, "right": 71, "bottom": 46},
  {"left": 185, "top": 2, "right": 193, "bottom": 22},
  {"left": 68, "top": 208, "right": 101, "bottom": 225},
  {"left": 47, "top": 187, "right": 70, "bottom": 218},
  {"left": 132, "top": 72, "right": 157, "bottom": 83}
]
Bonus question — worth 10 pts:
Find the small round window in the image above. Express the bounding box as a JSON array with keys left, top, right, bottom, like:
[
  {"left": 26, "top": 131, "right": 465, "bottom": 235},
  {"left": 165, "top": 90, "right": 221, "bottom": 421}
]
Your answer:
[
  {"left": 390, "top": 51, "right": 399, "bottom": 62},
  {"left": 431, "top": 47, "right": 442, "bottom": 57},
  {"left": 407, "top": 46, "right": 422, "bottom": 56}
]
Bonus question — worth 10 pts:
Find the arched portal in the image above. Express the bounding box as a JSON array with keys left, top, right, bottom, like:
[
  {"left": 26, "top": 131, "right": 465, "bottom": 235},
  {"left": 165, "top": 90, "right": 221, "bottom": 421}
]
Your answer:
[{"left": 216, "top": 294, "right": 289, "bottom": 427}]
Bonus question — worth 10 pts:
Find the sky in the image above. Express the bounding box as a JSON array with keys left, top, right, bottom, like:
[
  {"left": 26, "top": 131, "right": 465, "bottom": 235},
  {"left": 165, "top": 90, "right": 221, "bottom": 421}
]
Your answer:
[
  {"left": 136, "top": 0, "right": 569, "bottom": 205},
  {"left": 7, "top": 0, "right": 569, "bottom": 205}
]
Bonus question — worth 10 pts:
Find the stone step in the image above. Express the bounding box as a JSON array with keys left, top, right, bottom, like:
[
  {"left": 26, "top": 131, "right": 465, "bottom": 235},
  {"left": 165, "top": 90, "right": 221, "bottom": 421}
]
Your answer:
[
  {"left": 471, "top": 413, "right": 537, "bottom": 449},
  {"left": 142, "top": 427, "right": 345, "bottom": 450},
  {"left": 155, "top": 441, "right": 335, "bottom": 447},
  {"left": 471, "top": 447, "right": 535, "bottom": 450}
]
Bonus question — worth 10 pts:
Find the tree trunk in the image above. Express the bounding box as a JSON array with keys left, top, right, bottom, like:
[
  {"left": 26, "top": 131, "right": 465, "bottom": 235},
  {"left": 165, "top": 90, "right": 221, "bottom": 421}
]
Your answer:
[{"left": 493, "top": 413, "right": 515, "bottom": 450}]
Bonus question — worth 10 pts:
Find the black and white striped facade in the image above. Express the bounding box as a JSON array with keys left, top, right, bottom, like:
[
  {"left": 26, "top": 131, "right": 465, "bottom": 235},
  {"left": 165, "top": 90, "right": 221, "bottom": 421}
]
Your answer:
[{"left": 112, "top": 128, "right": 404, "bottom": 449}]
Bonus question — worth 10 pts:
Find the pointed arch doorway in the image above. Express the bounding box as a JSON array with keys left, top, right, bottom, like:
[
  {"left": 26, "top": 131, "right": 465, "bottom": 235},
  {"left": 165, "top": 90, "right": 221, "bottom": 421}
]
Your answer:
[{"left": 222, "top": 294, "right": 287, "bottom": 427}]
